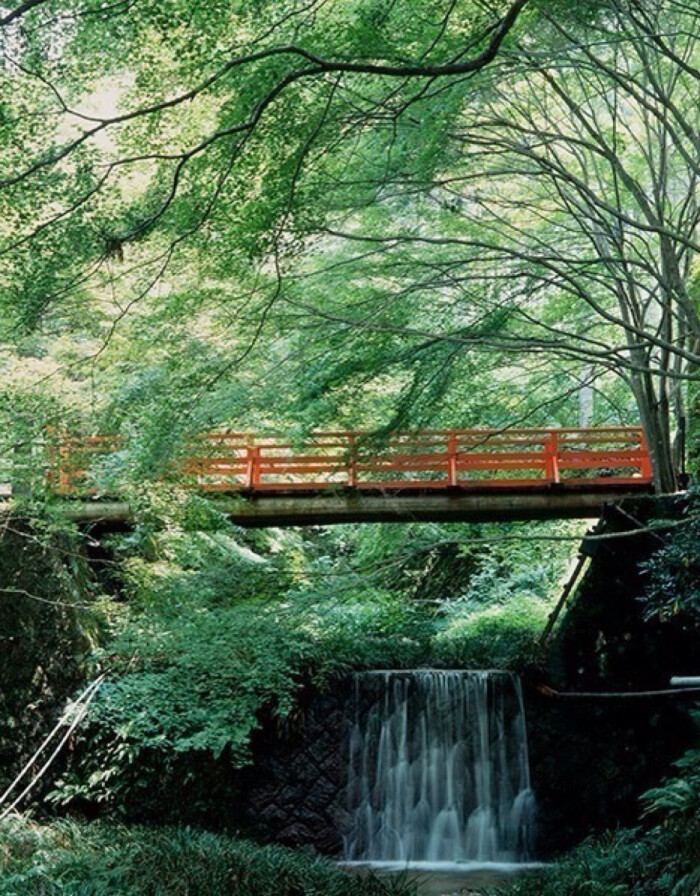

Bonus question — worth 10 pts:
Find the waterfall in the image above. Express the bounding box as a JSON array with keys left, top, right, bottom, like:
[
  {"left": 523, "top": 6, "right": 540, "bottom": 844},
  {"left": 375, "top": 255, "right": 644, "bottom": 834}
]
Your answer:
[{"left": 343, "top": 670, "right": 535, "bottom": 865}]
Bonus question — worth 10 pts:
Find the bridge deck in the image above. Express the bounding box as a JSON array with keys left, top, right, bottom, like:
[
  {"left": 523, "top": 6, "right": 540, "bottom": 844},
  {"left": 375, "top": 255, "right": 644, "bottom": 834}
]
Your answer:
[{"left": 55, "top": 483, "right": 653, "bottom": 527}]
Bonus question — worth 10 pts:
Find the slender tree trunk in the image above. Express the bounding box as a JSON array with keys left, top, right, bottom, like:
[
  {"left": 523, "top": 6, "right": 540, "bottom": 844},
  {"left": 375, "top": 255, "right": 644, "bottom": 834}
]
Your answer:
[
  {"left": 633, "top": 380, "right": 678, "bottom": 493},
  {"left": 645, "top": 411, "right": 677, "bottom": 493}
]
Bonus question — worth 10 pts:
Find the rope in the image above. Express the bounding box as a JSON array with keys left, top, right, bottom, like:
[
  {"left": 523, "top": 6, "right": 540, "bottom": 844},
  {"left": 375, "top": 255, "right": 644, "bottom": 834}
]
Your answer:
[{"left": 0, "top": 673, "right": 105, "bottom": 819}]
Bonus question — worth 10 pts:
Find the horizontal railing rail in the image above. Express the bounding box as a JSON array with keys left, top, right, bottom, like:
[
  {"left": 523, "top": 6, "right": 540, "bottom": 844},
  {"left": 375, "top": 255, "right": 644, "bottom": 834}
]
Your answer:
[{"left": 42, "top": 426, "right": 653, "bottom": 496}]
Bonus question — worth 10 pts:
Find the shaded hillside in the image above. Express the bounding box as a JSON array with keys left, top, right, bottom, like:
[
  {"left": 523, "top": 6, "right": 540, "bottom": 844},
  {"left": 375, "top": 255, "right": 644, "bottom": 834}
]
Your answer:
[{"left": 527, "top": 495, "right": 699, "bottom": 854}]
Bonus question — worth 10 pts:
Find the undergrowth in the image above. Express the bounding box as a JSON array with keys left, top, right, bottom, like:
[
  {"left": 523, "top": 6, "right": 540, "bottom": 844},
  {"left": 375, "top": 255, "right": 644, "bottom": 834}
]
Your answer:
[{"left": 0, "top": 817, "right": 414, "bottom": 895}]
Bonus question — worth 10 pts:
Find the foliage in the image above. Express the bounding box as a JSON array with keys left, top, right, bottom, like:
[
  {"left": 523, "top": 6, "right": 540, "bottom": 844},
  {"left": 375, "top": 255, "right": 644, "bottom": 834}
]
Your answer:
[
  {"left": 0, "top": 0, "right": 691, "bottom": 494},
  {"left": 49, "top": 584, "right": 435, "bottom": 814},
  {"left": 434, "top": 594, "right": 549, "bottom": 670},
  {"left": 640, "top": 494, "right": 700, "bottom": 622},
  {"left": 0, "top": 516, "right": 99, "bottom": 795},
  {"left": 0, "top": 817, "right": 414, "bottom": 895},
  {"left": 500, "top": 745, "right": 700, "bottom": 896},
  {"left": 0, "top": 1, "right": 696, "bottom": 886},
  {"left": 48, "top": 508, "right": 567, "bottom": 816}
]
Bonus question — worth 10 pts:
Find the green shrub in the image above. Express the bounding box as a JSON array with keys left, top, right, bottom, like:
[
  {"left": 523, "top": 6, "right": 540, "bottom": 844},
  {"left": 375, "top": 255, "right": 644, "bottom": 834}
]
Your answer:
[
  {"left": 49, "top": 586, "right": 433, "bottom": 814},
  {"left": 0, "top": 818, "right": 414, "bottom": 895},
  {"left": 48, "top": 509, "right": 557, "bottom": 816},
  {"left": 292, "top": 588, "right": 432, "bottom": 679},
  {"left": 433, "top": 594, "right": 549, "bottom": 669},
  {"left": 641, "top": 492, "right": 700, "bottom": 622}
]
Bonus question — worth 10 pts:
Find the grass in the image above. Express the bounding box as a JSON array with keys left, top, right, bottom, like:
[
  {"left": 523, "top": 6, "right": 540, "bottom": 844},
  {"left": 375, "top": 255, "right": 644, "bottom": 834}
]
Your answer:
[{"left": 0, "top": 817, "right": 415, "bottom": 896}]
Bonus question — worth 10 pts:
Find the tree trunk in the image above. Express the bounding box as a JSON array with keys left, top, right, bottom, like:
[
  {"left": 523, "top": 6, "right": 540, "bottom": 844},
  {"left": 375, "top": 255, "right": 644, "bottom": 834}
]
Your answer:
[{"left": 636, "top": 391, "right": 678, "bottom": 493}]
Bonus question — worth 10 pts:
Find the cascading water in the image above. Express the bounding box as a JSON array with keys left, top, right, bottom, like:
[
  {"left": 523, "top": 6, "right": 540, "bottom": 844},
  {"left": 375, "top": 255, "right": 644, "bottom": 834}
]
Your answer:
[{"left": 343, "top": 670, "right": 535, "bottom": 866}]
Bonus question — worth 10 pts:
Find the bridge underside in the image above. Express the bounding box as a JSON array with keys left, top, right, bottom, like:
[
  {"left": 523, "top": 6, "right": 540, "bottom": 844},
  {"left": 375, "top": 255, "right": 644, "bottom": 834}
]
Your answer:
[{"left": 53, "top": 484, "right": 653, "bottom": 528}]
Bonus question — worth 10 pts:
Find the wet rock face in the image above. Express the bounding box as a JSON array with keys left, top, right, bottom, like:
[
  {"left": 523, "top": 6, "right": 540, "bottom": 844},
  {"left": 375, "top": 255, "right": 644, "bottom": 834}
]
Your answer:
[{"left": 244, "top": 685, "right": 352, "bottom": 855}]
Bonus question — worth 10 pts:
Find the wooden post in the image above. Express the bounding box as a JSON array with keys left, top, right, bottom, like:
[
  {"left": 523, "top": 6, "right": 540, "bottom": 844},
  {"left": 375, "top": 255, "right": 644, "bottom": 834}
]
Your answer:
[
  {"left": 539, "top": 553, "right": 588, "bottom": 646},
  {"left": 245, "top": 446, "right": 261, "bottom": 489},
  {"left": 638, "top": 432, "right": 653, "bottom": 482},
  {"left": 545, "top": 431, "right": 560, "bottom": 484},
  {"left": 347, "top": 435, "right": 357, "bottom": 488},
  {"left": 447, "top": 431, "right": 457, "bottom": 487},
  {"left": 58, "top": 435, "right": 71, "bottom": 495}
]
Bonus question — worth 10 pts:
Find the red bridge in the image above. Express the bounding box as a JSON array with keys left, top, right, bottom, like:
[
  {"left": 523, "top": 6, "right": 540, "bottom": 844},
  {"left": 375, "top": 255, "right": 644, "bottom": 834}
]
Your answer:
[{"left": 45, "top": 426, "right": 653, "bottom": 526}]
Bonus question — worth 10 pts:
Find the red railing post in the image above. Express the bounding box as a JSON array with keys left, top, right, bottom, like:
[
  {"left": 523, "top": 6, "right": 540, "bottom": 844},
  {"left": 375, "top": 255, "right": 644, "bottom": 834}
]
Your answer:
[
  {"left": 347, "top": 435, "right": 357, "bottom": 488},
  {"left": 638, "top": 431, "right": 653, "bottom": 482},
  {"left": 447, "top": 431, "right": 457, "bottom": 486},
  {"left": 245, "top": 445, "right": 261, "bottom": 489},
  {"left": 545, "top": 431, "right": 560, "bottom": 484},
  {"left": 45, "top": 427, "right": 56, "bottom": 493},
  {"left": 58, "top": 434, "right": 71, "bottom": 495}
]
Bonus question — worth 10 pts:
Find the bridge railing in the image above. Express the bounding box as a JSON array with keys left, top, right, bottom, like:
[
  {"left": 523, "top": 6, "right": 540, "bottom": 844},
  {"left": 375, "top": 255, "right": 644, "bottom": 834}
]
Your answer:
[
  {"left": 45, "top": 426, "right": 653, "bottom": 496},
  {"left": 45, "top": 432, "right": 121, "bottom": 496}
]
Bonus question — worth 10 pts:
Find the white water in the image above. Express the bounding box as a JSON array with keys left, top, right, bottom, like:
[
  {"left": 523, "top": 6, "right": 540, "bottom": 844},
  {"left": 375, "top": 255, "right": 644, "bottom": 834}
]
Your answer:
[{"left": 343, "top": 670, "right": 536, "bottom": 865}]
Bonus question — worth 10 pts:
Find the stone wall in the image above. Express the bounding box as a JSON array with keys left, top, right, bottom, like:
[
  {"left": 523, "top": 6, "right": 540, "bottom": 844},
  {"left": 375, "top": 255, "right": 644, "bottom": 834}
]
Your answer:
[{"left": 243, "top": 682, "right": 353, "bottom": 855}]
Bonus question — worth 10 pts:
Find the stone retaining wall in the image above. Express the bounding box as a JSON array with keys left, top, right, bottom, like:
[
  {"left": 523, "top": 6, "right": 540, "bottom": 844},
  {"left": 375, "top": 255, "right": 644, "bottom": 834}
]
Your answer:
[{"left": 243, "top": 683, "right": 352, "bottom": 855}]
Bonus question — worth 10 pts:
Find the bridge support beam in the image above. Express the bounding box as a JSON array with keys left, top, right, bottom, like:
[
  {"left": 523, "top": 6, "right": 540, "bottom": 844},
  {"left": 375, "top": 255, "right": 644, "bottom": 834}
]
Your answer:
[{"left": 43, "top": 486, "right": 653, "bottom": 528}]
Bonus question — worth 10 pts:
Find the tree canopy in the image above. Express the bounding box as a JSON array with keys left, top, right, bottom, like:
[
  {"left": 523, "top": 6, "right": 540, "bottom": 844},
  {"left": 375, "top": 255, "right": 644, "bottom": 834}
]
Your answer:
[{"left": 0, "top": 0, "right": 697, "bottom": 492}]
